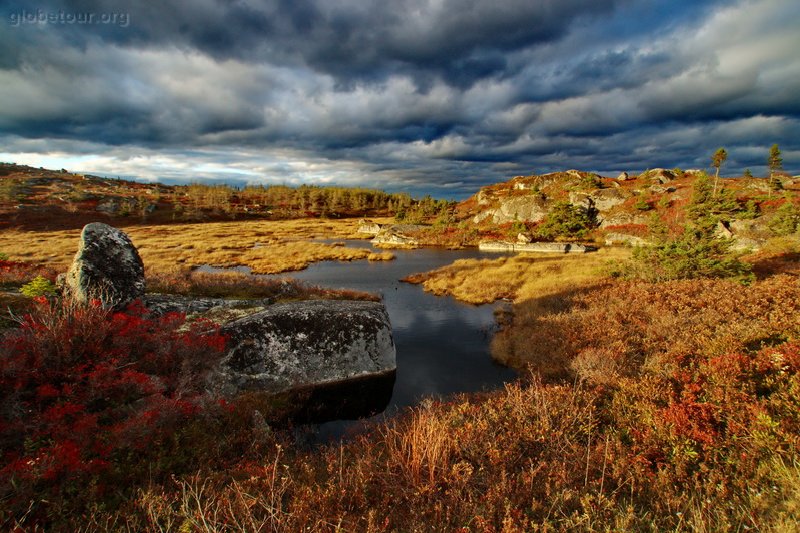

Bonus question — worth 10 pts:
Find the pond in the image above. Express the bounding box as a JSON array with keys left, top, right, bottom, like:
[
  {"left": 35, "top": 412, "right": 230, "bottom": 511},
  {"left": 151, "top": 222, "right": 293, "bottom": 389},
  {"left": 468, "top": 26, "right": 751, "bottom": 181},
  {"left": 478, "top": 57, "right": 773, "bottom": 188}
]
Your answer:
[{"left": 202, "top": 241, "right": 517, "bottom": 441}]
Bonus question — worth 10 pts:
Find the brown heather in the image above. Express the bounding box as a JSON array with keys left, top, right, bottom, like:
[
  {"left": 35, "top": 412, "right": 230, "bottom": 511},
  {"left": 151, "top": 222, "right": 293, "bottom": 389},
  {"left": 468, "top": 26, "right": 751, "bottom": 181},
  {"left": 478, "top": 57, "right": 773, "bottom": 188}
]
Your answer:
[{"left": 492, "top": 274, "right": 800, "bottom": 378}]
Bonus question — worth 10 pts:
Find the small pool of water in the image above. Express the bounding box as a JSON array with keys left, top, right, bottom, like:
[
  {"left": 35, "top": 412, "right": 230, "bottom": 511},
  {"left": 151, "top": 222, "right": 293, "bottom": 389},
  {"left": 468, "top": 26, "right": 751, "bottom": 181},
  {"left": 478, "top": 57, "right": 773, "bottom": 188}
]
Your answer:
[{"left": 200, "top": 241, "right": 516, "bottom": 441}]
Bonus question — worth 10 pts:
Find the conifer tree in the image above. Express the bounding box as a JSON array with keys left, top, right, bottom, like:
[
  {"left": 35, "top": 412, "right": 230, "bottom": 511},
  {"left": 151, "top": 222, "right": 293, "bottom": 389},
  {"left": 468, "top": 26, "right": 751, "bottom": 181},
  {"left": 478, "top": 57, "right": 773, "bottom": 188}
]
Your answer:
[{"left": 711, "top": 147, "right": 727, "bottom": 196}]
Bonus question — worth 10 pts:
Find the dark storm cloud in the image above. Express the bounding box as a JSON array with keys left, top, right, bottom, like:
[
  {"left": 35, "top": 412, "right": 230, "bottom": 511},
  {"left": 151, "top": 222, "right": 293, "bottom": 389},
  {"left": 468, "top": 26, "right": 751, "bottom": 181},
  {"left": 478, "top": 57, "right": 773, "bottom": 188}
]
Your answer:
[
  {"left": 3, "top": 0, "right": 618, "bottom": 82},
  {"left": 0, "top": 0, "right": 798, "bottom": 197}
]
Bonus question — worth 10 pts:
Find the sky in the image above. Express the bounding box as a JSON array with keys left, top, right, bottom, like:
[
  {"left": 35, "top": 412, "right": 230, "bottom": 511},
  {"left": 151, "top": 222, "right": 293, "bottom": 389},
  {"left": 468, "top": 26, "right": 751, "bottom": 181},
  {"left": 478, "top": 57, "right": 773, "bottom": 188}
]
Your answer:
[{"left": 1, "top": 0, "right": 798, "bottom": 199}]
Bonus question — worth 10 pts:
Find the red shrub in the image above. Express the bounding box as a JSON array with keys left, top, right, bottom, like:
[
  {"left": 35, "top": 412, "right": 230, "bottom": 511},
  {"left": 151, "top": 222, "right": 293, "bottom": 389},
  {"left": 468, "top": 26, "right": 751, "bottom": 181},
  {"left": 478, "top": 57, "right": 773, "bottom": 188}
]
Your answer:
[
  {"left": 0, "top": 297, "right": 227, "bottom": 513},
  {"left": 0, "top": 259, "right": 59, "bottom": 287}
]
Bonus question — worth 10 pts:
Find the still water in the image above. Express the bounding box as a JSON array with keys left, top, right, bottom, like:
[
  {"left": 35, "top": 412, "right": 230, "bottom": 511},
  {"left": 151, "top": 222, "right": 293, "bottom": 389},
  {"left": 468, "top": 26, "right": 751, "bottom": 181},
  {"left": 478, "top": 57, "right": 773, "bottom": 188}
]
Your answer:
[{"left": 204, "top": 241, "right": 516, "bottom": 440}]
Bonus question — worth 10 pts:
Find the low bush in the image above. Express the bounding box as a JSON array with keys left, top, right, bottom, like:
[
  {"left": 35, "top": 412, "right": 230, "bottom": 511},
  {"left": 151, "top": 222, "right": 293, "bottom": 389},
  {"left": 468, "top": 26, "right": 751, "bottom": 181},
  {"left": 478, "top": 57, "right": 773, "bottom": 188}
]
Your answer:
[
  {"left": 624, "top": 175, "right": 755, "bottom": 283},
  {"left": 0, "top": 297, "right": 234, "bottom": 526},
  {"left": 627, "top": 221, "right": 754, "bottom": 283},
  {"left": 0, "top": 259, "right": 59, "bottom": 289},
  {"left": 536, "top": 201, "right": 597, "bottom": 240},
  {"left": 19, "top": 275, "right": 57, "bottom": 297},
  {"left": 769, "top": 201, "right": 800, "bottom": 236},
  {"left": 146, "top": 270, "right": 379, "bottom": 302}
]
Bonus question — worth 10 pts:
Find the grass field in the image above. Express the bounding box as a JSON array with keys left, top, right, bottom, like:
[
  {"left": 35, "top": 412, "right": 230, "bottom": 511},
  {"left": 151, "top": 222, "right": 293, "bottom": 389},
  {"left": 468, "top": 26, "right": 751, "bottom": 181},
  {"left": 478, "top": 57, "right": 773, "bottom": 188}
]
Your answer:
[
  {"left": 0, "top": 217, "right": 395, "bottom": 275},
  {"left": 403, "top": 247, "right": 630, "bottom": 304}
]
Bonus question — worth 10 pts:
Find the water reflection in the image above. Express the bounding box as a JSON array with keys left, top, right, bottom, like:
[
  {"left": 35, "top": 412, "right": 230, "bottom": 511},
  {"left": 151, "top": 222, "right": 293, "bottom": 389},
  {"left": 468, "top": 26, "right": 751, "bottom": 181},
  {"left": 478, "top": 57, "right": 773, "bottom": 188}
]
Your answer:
[
  {"left": 200, "top": 242, "right": 516, "bottom": 441},
  {"left": 274, "top": 243, "right": 516, "bottom": 440}
]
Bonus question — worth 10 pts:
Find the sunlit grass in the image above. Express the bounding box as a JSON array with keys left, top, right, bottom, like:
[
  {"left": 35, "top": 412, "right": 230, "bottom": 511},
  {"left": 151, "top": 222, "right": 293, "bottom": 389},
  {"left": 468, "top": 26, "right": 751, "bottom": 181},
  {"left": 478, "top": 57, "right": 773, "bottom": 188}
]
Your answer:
[
  {"left": 0, "top": 217, "right": 395, "bottom": 274},
  {"left": 404, "top": 247, "right": 630, "bottom": 304}
]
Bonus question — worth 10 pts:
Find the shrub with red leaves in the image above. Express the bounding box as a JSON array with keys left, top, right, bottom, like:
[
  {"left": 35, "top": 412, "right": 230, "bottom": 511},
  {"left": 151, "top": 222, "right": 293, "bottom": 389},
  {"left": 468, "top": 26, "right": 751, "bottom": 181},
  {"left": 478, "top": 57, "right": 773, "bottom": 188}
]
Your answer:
[
  {"left": 0, "top": 297, "right": 227, "bottom": 518},
  {"left": 0, "top": 259, "right": 59, "bottom": 288}
]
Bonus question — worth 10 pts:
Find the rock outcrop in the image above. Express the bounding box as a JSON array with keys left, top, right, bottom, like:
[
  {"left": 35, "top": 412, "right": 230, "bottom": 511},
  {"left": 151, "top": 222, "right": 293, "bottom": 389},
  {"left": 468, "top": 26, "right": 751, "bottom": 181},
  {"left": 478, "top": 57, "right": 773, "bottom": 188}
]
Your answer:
[
  {"left": 212, "top": 300, "right": 396, "bottom": 410},
  {"left": 604, "top": 233, "right": 650, "bottom": 247},
  {"left": 64, "top": 223, "right": 145, "bottom": 309},
  {"left": 357, "top": 219, "right": 382, "bottom": 235},
  {"left": 644, "top": 168, "right": 677, "bottom": 184},
  {"left": 589, "top": 188, "right": 629, "bottom": 211},
  {"left": 569, "top": 188, "right": 630, "bottom": 212},
  {"left": 598, "top": 212, "right": 651, "bottom": 228},
  {"left": 371, "top": 224, "right": 423, "bottom": 247},
  {"left": 474, "top": 195, "right": 550, "bottom": 224},
  {"left": 479, "top": 241, "right": 593, "bottom": 253}
]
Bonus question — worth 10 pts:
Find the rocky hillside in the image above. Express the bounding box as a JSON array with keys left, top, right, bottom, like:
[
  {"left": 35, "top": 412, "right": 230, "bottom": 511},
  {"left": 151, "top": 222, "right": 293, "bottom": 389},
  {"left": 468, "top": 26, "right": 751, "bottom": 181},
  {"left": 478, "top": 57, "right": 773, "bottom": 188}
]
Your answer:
[
  {"left": 0, "top": 164, "right": 178, "bottom": 230},
  {"left": 457, "top": 168, "right": 800, "bottom": 249}
]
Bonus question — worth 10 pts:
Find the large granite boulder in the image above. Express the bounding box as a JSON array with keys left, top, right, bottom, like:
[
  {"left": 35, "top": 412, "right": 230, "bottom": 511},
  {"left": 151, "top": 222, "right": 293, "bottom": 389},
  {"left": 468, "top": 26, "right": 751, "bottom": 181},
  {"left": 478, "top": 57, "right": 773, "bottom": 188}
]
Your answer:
[
  {"left": 478, "top": 195, "right": 550, "bottom": 224},
  {"left": 64, "top": 223, "right": 145, "bottom": 309},
  {"left": 589, "top": 188, "right": 629, "bottom": 211},
  {"left": 212, "top": 300, "right": 396, "bottom": 419}
]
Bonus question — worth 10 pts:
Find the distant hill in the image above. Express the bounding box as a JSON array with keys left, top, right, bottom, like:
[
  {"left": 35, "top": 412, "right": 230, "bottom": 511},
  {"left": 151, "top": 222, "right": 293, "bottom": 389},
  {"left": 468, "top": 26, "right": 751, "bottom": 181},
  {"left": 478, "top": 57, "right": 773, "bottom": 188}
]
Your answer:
[{"left": 0, "top": 163, "right": 408, "bottom": 230}]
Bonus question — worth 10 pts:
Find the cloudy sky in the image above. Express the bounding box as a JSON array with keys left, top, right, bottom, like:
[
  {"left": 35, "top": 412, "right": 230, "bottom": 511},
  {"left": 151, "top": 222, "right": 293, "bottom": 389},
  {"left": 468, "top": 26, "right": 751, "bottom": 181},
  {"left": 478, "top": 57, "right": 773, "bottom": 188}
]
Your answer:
[{"left": 1, "top": 0, "right": 798, "bottom": 198}]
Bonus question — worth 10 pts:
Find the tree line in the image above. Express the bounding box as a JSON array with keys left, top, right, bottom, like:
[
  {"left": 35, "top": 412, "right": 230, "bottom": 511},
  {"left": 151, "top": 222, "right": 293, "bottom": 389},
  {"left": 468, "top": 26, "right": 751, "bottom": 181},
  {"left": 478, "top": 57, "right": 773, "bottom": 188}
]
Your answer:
[{"left": 176, "top": 183, "right": 416, "bottom": 218}]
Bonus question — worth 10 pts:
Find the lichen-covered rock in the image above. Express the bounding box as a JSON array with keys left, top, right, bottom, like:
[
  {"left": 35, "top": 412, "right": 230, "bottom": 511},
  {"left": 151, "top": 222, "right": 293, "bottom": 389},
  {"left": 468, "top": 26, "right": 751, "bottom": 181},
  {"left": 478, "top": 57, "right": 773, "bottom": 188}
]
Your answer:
[
  {"left": 64, "top": 223, "right": 145, "bottom": 309},
  {"left": 213, "top": 300, "right": 396, "bottom": 398},
  {"left": 569, "top": 191, "right": 592, "bottom": 209},
  {"left": 485, "top": 196, "right": 550, "bottom": 224},
  {"left": 479, "top": 241, "right": 593, "bottom": 253},
  {"left": 598, "top": 212, "right": 651, "bottom": 228},
  {"left": 589, "top": 188, "right": 630, "bottom": 211},
  {"left": 371, "top": 225, "right": 423, "bottom": 247},
  {"left": 644, "top": 168, "right": 677, "bottom": 184},
  {"left": 357, "top": 219, "right": 382, "bottom": 235},
  {"left": 95, "top": 199, "right": 119, "bottom": 214}
]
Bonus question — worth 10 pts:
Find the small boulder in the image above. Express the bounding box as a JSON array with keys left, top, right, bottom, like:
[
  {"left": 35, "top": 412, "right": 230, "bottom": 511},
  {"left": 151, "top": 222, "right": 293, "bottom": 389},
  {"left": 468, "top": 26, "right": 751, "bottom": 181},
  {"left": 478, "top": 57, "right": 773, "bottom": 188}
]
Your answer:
[
  {"left": 616, "top": 171, "right": 630, "bottom": 181},
  {"left": 371, "top": 225, "right": 422, "bottom": 248},
  {"left": 645, "top": 168, "right": 677, "bottom": 184},
  {"left": 64, "top": 223, "right": 145, "bottom": 309},
  {"left": 95, "top": 198, "right": 119, "bottom": 214},
  {"left": 357, "top": 219, "right": 382, "bottom": 235},
  {"left": 715, "top": 221, "right": 734, "bottom": 239}
]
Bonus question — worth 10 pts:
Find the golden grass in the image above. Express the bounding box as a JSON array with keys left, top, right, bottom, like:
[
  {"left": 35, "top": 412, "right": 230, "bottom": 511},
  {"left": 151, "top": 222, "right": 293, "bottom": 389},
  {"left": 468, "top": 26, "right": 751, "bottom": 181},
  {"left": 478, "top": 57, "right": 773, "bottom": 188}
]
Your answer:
[
  {"left": 0, "top": 217, "right": 395, "bottom": 275},
  {"left": 403, "top": 247, "right": 631, "bottom": 304}
]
